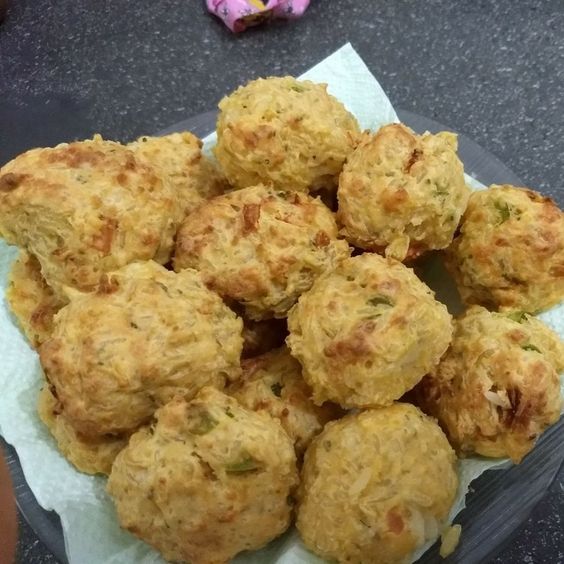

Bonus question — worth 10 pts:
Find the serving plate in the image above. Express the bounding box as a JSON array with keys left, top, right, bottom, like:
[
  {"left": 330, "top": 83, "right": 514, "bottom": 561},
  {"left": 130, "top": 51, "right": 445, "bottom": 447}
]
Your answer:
[{"left": 2, "top": 109, "right": 562, "bottom": 564}]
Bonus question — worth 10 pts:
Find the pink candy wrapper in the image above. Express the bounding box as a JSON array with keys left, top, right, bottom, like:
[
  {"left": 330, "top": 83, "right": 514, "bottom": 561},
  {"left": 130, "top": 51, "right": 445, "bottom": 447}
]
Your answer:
[{"left": 206, "top": 0, "right": 310, "bottom": 33}]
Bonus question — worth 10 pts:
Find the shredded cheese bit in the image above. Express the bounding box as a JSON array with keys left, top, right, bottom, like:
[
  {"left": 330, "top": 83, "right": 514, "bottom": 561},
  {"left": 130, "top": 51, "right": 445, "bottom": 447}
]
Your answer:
[{"left": 440, "top": 524, "right": 462, "bottom": 558}]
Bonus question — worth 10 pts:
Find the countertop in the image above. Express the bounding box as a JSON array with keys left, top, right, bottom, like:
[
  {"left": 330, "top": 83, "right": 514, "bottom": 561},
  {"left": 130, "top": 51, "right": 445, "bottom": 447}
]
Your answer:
[{"left": 0, "top": 0, "right": 563, "bottom": 562}]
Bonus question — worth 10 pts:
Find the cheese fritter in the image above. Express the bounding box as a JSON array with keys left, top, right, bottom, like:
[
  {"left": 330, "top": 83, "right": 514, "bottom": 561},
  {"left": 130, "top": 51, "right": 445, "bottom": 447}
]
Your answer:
[
  {"left": 0, "top": 136, "right": 178, "bottom": 297},
  {"left": 37, "top": 386, "right": 128, "bottom": 475},
  {"left": 107, "top": 388, "right": 298, "bottom": 564},
  {"left": 444, "top": 185, "right": 564, "bottom": 312},
  {"left": 128, "top": 131, "right": 227, "bottom": 218},
  {"left": 412, "top": 306, "right": 563, "bottom": 463},
  {"left": 39, "top": 261, "right": 243, "bottom": 439},
  {"left": 337, "top": 123, "right": 469, "bottom": 261},
  {"left": 228, "top": 347, "right": 342, "bottom": 456},
  {"left": 287, "top": 254, "right": 453, "bottom": 408},
  {"left": 6, "top": 251, "right": 66, "bottom": 348},
  {"left": 174, "top": 184, "right": 350, "bottom": 320},
  {"left": 214, "top": 76, "right": 360, "bottom": 192},
  {"left": 297, "top": 404, "right": 458, "bottom": 564}
]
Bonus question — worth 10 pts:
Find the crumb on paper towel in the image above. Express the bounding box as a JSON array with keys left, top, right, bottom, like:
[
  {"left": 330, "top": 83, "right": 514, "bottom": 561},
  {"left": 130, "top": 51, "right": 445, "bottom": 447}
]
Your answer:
[{"left": 440, "top": 524, "right": 462, "bottom": 558}]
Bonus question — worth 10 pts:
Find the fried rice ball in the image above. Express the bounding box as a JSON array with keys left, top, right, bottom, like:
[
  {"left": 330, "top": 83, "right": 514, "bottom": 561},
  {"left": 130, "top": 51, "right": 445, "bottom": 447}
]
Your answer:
[
  {"left": 286, "top": 254, "right": 453, "bottom": 408},
  {"left": 444, "top": 185, "right": 564, "bottom": 313},
  {"left": 228, "top": 347, "right": 342, "bottom": 456},
  {"left": 214, "top": 76, "right": 360, "bottom": 193},
  {"left": 0, "top": 135, "right": 178, "bottom": 297},
  {"left": 107, "top": 387, "right": 298, "bottom": 564},
  {"left": 174, "top": 184, "right": 350, "bottom": 320},
  {"left": 6, "top": 251, "right": 66, "bottom": 348},
  {"left": 39, "top": 261, "right": 243, "bottom": 439},
  {"left": 128, "top": 131, "right": 227, "bottom": 218},
  {"left": 297, "top": 404, "right": 458, "bottom": 564},
  {"left": 337, "top": 123, "right": 469, "bottom": 261},
  {"left": 37, "top": 386, "right": 128, "bottom": 475},
  {"left": 411, "top": 306, "right": 563, "bottom": 463}
]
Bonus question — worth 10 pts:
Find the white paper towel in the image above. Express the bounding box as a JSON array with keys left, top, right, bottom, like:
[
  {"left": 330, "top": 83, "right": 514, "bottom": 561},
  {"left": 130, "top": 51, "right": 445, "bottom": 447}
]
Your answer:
[{"left": 1, "top": 43, "right": 562, "bottom": 564}]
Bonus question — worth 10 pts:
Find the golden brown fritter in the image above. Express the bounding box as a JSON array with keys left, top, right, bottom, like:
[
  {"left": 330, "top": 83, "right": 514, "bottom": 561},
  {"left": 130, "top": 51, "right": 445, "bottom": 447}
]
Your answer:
[
  {"left": 337, "top": 123, "right": 469, "bottom": 261},
  {"left": 6, "top": 251, "right": 66, "bottom": 348},
  {"left": 297, "top": 404, "right": 458, "bottom": 564},
  {"left": 228, "top": 347, "right": 342, "bottom": 456},
  {"left": 286, "top": 254, "right": 453, "bottom": 408},
  {"left": 107, "top": 387, "right": 298, "bottom": 564},
  {"left": 39, "top": 261, "right": 243, "bottom": 439},
  {"left": 214, "top": 76, "right": 360, "bottom": 192},
  {"left": 128, "top": 132, "right": 227, "bottom": 218},
  {"left": 174, "top": 184, "right": 350, "bottom": 320},
  {"left": 444, "top": 185, "right": 564, "bottom": 313},
  {"left": 0, "top": 135, "right": 179, "bottom": 297},
  {"left": 37, "top": 386, "right": 128, "bottom": 475},
  {"left": 412, "top": 306, "right": 563, "bottom": 463}
]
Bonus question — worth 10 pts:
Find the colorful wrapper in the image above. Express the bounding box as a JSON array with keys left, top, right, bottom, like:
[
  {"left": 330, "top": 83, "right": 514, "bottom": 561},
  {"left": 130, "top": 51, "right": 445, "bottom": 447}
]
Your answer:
[{"left": 206, "top": 0, "right": 310, "bottom": 33}]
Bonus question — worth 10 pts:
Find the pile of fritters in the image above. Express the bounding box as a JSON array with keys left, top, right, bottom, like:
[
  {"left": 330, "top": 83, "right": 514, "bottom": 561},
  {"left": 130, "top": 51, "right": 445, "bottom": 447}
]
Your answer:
[{"left": 1, "top": 75, "right": 563, "bottom": 564}]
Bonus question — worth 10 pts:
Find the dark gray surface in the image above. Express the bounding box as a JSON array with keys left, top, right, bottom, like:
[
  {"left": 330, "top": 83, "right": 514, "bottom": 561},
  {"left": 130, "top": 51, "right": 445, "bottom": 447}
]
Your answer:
[{"left": 0, "top": 0, "right": 563, "bottom": 562}]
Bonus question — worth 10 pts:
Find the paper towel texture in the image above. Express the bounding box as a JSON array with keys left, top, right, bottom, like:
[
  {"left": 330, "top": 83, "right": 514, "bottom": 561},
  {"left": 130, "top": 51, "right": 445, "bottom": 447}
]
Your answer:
[{"left": 0, "top": 43, "right": 562, "bottom": 564}]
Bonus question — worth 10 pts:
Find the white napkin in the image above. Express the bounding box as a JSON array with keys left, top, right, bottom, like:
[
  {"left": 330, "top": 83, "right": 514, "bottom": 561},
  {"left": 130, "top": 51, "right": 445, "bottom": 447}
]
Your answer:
[{"left": 0, "top": 43, "right": 562, "bottom": 564}]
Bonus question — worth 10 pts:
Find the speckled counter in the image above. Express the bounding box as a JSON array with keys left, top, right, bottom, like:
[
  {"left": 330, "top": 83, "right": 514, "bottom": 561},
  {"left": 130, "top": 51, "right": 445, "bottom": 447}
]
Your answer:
[{"left": 0, "top": 0, "right": 563, "bottom": 563}]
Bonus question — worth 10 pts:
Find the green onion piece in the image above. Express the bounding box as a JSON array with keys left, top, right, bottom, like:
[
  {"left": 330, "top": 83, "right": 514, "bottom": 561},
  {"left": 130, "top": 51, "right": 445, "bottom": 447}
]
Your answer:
[
  {"left": 494, "top": 200, "right": 511, "bottom": 223},
  {"left": 225, "top": 454, "right": 260, "bottom": 473},
  {"left": 522, "top": 344, "right": 541, "bottom": 353},
  {"left": 507, "top": 311, "right": 527, "bottom": 323},
  {"left": 368, "top": 295, "right": 394, "bottom": 307},
  {"left": 190, "top": 412, "right": 218, "bottom": 435}
]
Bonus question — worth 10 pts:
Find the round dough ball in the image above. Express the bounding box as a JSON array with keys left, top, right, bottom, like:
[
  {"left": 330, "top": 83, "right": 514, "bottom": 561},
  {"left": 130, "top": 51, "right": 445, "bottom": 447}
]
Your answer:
[
  {"left": 297, "top": 404, "right": 458, "bottom": 564},
  {"left": 37, "top": 386, "right": 128, "bottom": 475},
  {"left": 444, "top": 185, "right": 564, "bottom": 312},
  {"left": 0, "top": 136, "right": 178, "bottom": 297},
  {"left": 412, "top": 306, "right": 563, "bottom": 463},
  {"left": 6, "top": 251, "right": 66, "bottom": 348},
  {"left": 107, "top": 387, "right": 298, "bottom": 564},
  {"left": 128, "top": 131, "right": 227, "bottom": 218},
  {"left": 39, "top": 261, "right": 243, "bottom": 438},
  {"left": 214, "top": 76, "right": 360, "bottom": 192},
  {"left": 287, "top": 254, "right": 453, "bottom": 408},
  {"left": 228, "top": 347, "right": 342, "bottom": 456},
  {"left": 174, "top": 184, "right": 350, "bottom": 320},
  {"left": 337, "top": 123, "right": 469, "bottom": 261}
]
